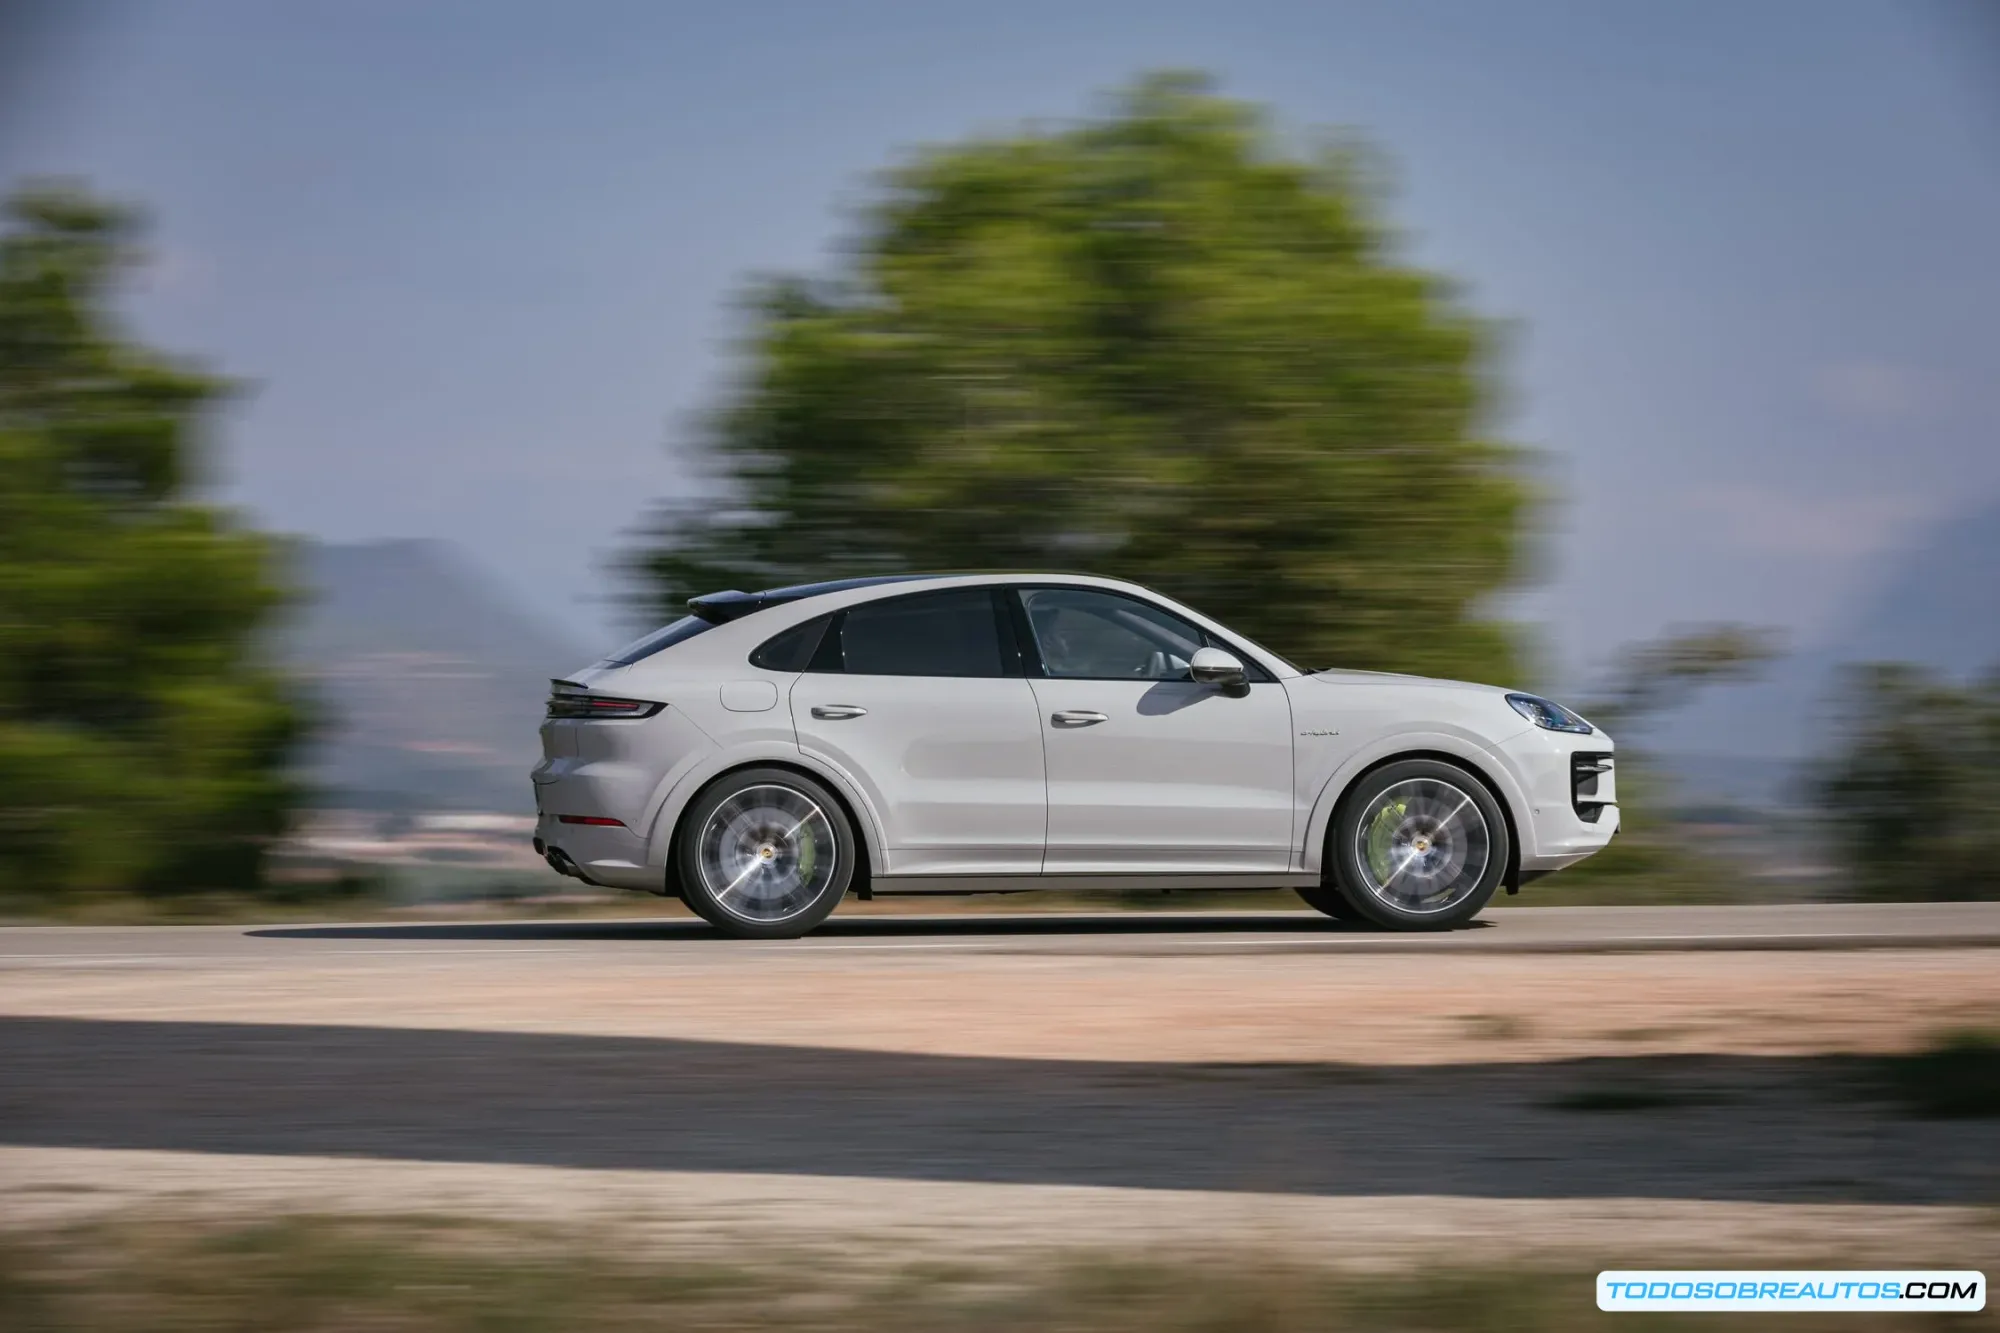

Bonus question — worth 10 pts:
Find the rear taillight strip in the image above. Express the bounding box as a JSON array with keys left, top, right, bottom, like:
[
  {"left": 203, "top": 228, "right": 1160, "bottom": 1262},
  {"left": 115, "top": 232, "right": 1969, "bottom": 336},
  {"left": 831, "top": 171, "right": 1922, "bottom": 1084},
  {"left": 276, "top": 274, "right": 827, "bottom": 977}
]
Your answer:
[{"left": 546, "top": 695, "right": 664, "bottom": 720}]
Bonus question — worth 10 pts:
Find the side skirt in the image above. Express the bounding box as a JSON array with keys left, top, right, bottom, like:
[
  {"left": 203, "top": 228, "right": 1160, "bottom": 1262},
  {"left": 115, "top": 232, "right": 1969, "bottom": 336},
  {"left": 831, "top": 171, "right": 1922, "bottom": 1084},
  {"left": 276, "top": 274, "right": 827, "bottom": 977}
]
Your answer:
[{"left": 870, "top": 872, "right": 1321, "bottom": 895}]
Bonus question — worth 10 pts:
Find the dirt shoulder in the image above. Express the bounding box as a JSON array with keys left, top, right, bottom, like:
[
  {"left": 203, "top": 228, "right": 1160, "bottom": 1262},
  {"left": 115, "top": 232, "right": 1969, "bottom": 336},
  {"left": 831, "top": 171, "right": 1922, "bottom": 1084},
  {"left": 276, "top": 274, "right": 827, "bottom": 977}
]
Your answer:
[
  {"left": 2, "top": 944, "right": 1996, "bottom": 1064},
  {"left": 4, "top": 938, "right": 1996, "bottom": 1264}
]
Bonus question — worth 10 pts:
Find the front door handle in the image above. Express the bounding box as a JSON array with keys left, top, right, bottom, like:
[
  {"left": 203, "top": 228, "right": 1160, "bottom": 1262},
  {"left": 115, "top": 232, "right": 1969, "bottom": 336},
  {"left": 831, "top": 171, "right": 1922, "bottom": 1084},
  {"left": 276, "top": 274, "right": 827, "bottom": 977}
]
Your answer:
[
  {"left": 811, "top": 704, "right": 868, "bottom": 720},
  {"left": 1050, "top": 710, "right": 1108, "bottom": 728}
]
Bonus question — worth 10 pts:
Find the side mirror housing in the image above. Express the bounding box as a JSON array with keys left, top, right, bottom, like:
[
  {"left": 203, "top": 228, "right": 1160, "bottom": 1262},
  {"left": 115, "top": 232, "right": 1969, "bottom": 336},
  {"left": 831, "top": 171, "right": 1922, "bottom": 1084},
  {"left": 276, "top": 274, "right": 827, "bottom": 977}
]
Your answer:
[{"left": 1189, "top": 646, "right": 1249, "bottom": 696}]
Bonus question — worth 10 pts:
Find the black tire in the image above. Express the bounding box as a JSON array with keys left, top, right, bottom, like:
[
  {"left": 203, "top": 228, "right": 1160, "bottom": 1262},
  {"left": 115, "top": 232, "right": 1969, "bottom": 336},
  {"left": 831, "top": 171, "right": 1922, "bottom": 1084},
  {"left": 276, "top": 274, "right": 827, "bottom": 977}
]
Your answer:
[
  {"left": 676, "top": 767, "right": 855, "bottom": 939},
  {"left": 1295, "top": 881, "right": 1365, "bottom": 922},
  {"left": 676, "top": 875, "right": 723, "bottom": 928},
  {"left": 1326, "top": 759, "right": 1509, "bottom": 931}
]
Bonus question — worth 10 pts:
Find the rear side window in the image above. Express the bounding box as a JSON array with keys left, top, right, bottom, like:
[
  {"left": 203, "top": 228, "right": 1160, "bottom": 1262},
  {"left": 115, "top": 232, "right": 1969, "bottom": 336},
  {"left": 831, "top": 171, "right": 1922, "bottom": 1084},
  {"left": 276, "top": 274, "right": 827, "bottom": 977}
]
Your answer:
[
  {"left": 818, "top": 590, "right": 1005, "bottom": 678},
  {"left": 603, "top": 615, "right": 715, "bottom": 666},
  {"left": 748, "top": 615, "right": 830, "bottom": 672}
]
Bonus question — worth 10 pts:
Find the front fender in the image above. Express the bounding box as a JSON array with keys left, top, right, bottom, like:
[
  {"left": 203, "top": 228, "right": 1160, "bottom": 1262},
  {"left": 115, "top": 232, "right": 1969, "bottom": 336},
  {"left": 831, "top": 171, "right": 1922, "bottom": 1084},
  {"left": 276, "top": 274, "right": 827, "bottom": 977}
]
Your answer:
[{"left": 1299, "top": 729, "right": 1536, "bottom": 874}]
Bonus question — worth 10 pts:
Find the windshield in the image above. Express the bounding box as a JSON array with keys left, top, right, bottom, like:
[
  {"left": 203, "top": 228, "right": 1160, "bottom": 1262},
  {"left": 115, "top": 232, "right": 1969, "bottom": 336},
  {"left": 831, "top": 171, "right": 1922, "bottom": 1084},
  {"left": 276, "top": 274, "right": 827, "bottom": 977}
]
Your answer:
[{"left": 602, "top": 615, "right": 715, "bottom": 666}]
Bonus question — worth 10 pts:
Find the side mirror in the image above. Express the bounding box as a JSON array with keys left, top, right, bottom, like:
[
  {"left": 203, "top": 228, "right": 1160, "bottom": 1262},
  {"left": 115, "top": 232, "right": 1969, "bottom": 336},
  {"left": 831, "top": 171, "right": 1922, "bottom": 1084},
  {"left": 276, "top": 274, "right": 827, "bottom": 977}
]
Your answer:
[{"left": 1189, "top": 646, "right": 1249, "bottom": 696}]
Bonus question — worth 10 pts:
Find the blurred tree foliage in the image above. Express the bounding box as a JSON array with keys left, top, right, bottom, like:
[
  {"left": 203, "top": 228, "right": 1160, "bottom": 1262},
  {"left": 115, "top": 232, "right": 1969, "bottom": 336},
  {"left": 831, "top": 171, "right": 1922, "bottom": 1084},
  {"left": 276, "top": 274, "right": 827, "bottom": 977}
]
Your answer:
[
  {"left": 0, "top": 184, "right": 304, "bottom": 898},
  {"left": 1584, "top": 624, "right": 1781, "bottom": 735},
  {"left": 1540, "top": 623, "right": 1779, "bottom": 902},
  {"left": 631, "top": 74, "right": 1530, "bottom": 682},
  {"left": 1817, "top": 664, "right": 2000, "bottom": 901}
]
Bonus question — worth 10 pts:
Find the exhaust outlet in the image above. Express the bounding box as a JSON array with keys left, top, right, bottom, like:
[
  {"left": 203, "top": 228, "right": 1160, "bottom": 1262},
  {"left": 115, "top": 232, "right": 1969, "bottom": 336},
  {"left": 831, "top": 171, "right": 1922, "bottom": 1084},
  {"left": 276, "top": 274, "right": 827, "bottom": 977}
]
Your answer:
[{"left": 545, "top": 847, "right": 605, "bottom": 888}]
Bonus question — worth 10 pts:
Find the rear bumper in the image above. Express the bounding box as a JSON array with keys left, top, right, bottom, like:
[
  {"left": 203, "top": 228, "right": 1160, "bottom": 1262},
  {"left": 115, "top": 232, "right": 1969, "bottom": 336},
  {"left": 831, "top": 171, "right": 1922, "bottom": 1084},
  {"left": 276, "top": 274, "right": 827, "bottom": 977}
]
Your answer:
[
  {"left": 531, "top": 815, "right": 659, "bottom": 892},
  {"left": 529, "top": 708, "right": 716, "bottom": 892}
]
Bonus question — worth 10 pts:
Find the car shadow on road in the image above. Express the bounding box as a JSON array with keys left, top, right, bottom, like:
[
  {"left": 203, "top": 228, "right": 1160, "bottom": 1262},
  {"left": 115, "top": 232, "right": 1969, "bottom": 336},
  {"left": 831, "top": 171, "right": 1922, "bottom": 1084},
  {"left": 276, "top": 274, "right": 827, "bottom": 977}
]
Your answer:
[
  {"left": 2, "top": 1016, "right": 1990, "bottom": 1205},
  {"left": 247, "top": 913, "right": 1490, "bottom": 942}
]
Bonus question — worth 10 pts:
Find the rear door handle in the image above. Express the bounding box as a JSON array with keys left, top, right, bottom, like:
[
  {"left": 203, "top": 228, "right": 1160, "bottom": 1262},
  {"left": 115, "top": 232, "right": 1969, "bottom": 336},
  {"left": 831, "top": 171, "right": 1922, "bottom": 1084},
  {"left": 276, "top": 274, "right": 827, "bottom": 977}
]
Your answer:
[
  {"left": 1050, "top": 710, "right": 1108, "bottom": 728},
  {"left": 811, "top": 704, "right": 868, "bottom": 720}
]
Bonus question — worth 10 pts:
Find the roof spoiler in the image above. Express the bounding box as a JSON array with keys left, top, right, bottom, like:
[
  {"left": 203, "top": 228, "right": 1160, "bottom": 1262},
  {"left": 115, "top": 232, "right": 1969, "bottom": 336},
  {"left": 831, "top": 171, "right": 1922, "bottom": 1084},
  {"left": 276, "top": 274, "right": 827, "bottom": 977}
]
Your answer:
[
  {"left": 686, "top": 590, "right": 771, "bottom": 623},
  {"left": 687, "top": 574, "right": 931, "bottom": 624}
]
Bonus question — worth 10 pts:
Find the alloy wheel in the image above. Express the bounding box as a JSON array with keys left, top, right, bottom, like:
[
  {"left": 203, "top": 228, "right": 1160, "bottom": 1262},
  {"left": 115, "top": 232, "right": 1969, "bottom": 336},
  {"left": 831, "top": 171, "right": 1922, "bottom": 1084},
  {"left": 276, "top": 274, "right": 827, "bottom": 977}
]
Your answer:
[
  {"left": 1352, "top": 777, "right": 1492, "bottom": 915},
  {"left": 695, "top": 784, "right": 839, "bottom": 924}
]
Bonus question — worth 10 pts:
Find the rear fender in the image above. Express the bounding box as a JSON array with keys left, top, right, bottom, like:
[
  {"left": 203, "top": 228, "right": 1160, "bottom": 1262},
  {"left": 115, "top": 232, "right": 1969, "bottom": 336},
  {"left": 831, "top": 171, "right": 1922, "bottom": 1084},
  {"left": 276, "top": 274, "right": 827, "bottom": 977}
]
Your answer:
[{"left": 643, "top": 742, "right": 888, "bottom": 878}]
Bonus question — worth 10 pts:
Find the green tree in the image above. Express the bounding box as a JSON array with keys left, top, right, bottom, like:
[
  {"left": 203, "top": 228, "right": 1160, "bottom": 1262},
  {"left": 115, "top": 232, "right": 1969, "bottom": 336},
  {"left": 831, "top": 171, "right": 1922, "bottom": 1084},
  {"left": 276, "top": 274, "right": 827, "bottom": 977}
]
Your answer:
[
  {"left": 1585, "top": 623, "right": 1782, "bottom": 735},
  {"left": 1817, "top": 663, "right": 2000, "bottom": 902},
  {"left": 0, "top": 183, "right": 304, "bottom": 899},
  {"left": 1542, "top": 623, "right": 1781, "bottom": 901},
  {"left": 630, "top": 74, "right": 1530, "bottom": 683}
]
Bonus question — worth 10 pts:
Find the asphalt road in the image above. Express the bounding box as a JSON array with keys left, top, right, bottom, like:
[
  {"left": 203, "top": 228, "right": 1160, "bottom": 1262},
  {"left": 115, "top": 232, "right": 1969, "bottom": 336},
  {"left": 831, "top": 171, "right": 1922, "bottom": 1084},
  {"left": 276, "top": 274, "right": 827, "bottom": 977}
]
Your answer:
[
  {"left": 4, "top": 900, "right": 1997, "bottom": 1248},
  {"left": 2, "top": 901, "right": 1998, "bottom": 966}
]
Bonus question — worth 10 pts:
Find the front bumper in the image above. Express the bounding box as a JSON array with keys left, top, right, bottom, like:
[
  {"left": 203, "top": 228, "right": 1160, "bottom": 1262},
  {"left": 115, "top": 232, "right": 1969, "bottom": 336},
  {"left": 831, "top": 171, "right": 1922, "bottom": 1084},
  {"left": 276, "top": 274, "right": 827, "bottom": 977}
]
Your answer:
[{"left": 1486, "top": 726, "right": 1620, "bottom": 872}]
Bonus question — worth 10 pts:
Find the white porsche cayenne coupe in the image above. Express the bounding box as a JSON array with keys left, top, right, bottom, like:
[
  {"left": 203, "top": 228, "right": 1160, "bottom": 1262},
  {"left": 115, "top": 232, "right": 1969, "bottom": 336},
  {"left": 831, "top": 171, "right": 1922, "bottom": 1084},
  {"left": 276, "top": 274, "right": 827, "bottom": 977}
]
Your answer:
[{"left": 532, "top": 573, "right": 1617, "bottom": 938}]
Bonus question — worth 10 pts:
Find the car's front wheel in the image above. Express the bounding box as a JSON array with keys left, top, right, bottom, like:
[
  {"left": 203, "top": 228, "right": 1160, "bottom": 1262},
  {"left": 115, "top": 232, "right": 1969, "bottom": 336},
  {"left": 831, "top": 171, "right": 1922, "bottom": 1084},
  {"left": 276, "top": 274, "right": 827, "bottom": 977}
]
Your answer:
[
  {"left": 1294, "top": 880, "right": 1364, "bottom": 922},
  {"left": 677, "top": 767, "right": 854, "bottom": 939},
  {"left": 1322, "top": 759, "right": 1509, "bottom": 930}
]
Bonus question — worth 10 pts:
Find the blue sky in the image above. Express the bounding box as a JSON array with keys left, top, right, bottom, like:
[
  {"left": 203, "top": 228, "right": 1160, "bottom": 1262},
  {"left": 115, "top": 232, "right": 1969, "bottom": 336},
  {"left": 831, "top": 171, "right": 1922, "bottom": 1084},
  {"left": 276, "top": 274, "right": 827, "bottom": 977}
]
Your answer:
[{"left": 7, "top": 0, "right": 1997, "bottom": 679}]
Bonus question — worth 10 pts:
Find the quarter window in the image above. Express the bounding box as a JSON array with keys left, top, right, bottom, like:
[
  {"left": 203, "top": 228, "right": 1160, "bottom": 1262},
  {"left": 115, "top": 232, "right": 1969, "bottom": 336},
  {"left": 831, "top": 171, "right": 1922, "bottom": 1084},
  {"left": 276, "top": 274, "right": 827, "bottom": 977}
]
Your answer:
[
  {"left": 819, "top": 590, "right": 1006, "bottom": 678},
  {"left": 749, "top": 615, "right": 830, "bottom": 672}
]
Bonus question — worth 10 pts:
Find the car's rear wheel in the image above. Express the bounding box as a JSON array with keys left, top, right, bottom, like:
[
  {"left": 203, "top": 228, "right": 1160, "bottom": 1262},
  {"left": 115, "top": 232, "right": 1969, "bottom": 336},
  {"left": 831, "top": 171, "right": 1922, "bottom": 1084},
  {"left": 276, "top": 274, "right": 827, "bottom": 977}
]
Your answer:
[
  {"left": 677, "top": 768, "right": 854, "bottom": 939},
  {"left": 1325, "top": 759, "right": 1509, "bottom": 930}
]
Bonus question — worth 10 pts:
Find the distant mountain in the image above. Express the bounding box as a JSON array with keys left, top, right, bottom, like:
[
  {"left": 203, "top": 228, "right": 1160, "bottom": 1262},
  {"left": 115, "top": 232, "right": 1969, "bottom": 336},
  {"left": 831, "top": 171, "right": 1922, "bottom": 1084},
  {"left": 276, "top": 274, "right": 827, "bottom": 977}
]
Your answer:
[
  {"left": 1648, "top": 500, "right": 2000, "bottom": 799},
  {"left": 279, "top": 509, "right": 1996, "bottom": 814},
  {"left": 1810, "top": 500, "right": 2000, "bottom": 674},
  {"left": 283, "top": 540, "right": 593, "bottom": 812}
]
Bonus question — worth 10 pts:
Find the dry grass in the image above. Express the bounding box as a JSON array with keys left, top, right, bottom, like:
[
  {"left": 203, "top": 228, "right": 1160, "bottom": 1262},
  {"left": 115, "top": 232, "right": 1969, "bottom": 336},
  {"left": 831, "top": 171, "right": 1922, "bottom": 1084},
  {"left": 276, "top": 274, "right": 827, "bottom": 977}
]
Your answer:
[
  {"left": 0, "top": 1213, "right": 1988, "bottom": 1332},
  {"left": 1880, "top": 1028, "right": 2000, "bottom": 1118}
]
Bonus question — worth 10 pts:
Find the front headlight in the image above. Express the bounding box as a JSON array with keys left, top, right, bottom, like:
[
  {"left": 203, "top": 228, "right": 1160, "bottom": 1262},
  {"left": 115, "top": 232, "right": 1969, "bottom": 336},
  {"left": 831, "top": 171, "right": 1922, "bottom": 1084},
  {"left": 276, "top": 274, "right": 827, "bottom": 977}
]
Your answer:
[{"left": 1506, "top": 693, "right": 1595, "bottom": 734}]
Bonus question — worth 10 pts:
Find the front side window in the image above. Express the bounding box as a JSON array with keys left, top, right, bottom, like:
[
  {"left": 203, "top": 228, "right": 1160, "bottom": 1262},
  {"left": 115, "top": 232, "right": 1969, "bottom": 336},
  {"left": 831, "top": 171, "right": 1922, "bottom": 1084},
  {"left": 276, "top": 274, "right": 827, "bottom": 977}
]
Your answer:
[
  {"left": 820, "top": 589, "right": 1006, "bottom": 678},
  {"left": 1019, "top": 587, "right": 1210, "bottom": 681}
]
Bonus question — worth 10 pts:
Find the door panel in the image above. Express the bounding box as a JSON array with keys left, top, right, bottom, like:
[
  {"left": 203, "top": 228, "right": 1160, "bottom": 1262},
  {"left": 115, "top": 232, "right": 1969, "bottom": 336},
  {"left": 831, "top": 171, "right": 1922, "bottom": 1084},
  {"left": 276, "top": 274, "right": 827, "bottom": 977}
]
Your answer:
[
  {"left": 1010, "top": 584, "right": 1294, "bottom": 873},
  {"left": 791, "top": 674, "right": 1046, "bottom": 874},
  {"left": 783, "top": 588, "right": 1044, "bottom": 877},
  {"left": 1030, "top": 677, "right": 1294, "bottom": 873}
]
